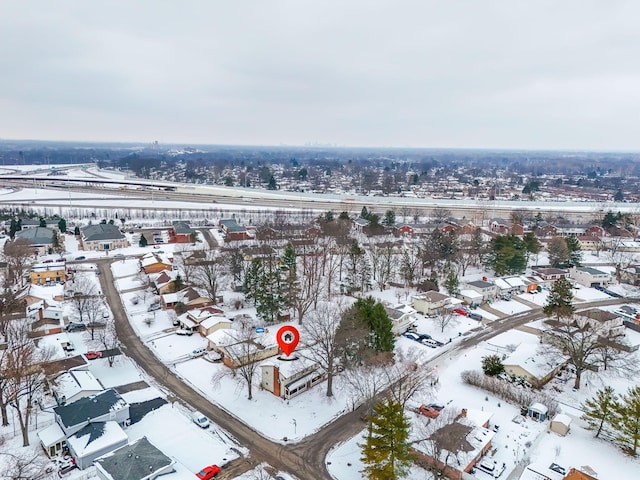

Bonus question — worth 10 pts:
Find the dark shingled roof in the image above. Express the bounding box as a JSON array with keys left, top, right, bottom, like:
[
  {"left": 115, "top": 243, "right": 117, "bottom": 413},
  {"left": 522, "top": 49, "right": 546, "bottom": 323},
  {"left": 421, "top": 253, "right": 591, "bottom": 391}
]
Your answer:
[
  {"left": 81, "top": 224, "right": 125, "bottom": 242},
  {"left": 172, "top": 221, "right": 194, "bottom": 235},
  {"left": 54, "top": 389, "right": 126, "bottom": 428},
  {"left": 96, "top": 437, "right": 173, "bottom": 480}
]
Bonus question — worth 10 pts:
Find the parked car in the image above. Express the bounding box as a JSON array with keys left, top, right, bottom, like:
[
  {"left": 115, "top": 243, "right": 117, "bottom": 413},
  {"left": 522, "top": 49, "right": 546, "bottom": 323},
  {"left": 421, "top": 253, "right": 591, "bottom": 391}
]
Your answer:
[
  {"left": 190, "top": 347, "right": 206, "bottom": 358},
  {"left": 468, "top": 312, "right": 483, "bottom": 321},
  {"left": 403, "top": 332, "right": 420, "bottom": 342},
  {"left": 453, "top": 308, "right": 468, "bottom": 316},
  {"left": 176, "top": 329, "right": 193, "bottom": 336},
  {"left": 419, "top": 403, "right": 444, "bottom": 418},
  {"left": 417, "top": 333, "right": 432, "bottom": 341},
  {"left": 191, "top": 411, "right": 210, "bottom": 429},
  {"left": 147, "top": 303, "right": 161, "bottom": 312},
  {"left": 421, "top": 339, "right": 440, "bottom": 348},
  {"left": 196, "top": 465, "right": 220, "bottom": 479},
  {"left": 63, "top": 342, "right": 75, "bottom": 352},
  {"left": 85, "top": 351, "right": 102, "bottom": 360},
  {"left": 65, "top": 322, "right": 86, "bottom": 332},
  {"left": 74, "top": 256, "right": 86, "bottom": 261}
]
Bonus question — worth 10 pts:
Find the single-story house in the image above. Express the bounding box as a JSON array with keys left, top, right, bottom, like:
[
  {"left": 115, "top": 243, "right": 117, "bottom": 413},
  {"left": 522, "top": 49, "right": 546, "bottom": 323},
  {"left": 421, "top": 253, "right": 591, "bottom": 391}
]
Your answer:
[
  {"left": 412, "top": 291, "right": 450, "bottom": 316},
  {"left": 208, "top": 326, "right": 279, "bottom": 368},
  {"left": 458, "top": 289, "right": 483, "bottom": 307},
  {"left": 81, "top": 224, "right": 128, "bottom": 252},
  {"left": 570, "top": 266, "right": 611, "bottom": 288},
  {"left": 151, "top": 271, "right": 177, "bottom": 294},
  {"left": 161, "top": 287, "right": 213, "bottom": 310},
  {"left": 141, "top": 253, "right": 172, "bottom": 274},
  {"left": 549, "top": 413, "right": 572, "bottom": 436},
  {"left": 53, "top": 389, "right": 130, "bottom": 437},
  {"left": 260, "top": 356, "right": 324, "bottom": 399},
  {"left": 15, "top": 227, "right": 55, "bottom": 255},
  {"left": 503, "top": 343, "right": 565, "bottom": 388},
  {"left": 95, "top": 436, "right": 175, "bottom": 480},
  {"left": 413, "top": 408, "right": 496, "bottom": 480},
  {"left": 532, "top": 267, "right": 570, "bottom": 286},
  {"left": 67, "top": 421, "right": 129, "bottom": 469},
  {"left": 51, "top": 369, "right": 104, "bottom": 405}
]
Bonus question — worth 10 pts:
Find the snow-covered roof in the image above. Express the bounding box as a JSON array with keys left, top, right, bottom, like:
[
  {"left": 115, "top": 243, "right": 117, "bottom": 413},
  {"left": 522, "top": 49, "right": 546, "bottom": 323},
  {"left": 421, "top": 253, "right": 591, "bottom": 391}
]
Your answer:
[
  {"left": 67, "top": 421, "right": 128, "bottom": 458},
  {"left": 529, "top": 402, "right": 548, "bottom": 414},
  {"left": 201, "top": 316, "right": 231, "bottom": 330},
  {"left": 37, "top": 422, "right": 65, "bottom": 447},
  {"left": 551, "top": 413, "right": 572, "bottom": 427},
  {"left": 54, "top": 389, "right": 128, "bottom": 428},
  {"left": 261, "top": 355, "right": 318, "bottom": 380},
  {"left": 95, "top": 436, "right": 174, "bottom": 480},
  {"left": 461, "top": 408, "right": 493, "bottom": 429},
  {"left": 503, "top": 343, "right": 563, "bottom": 380},
  {"left": 519, "top": 463, "right": 564, "bottom": 480},
  {"left": 54, "top": 370, "right": 103, "bottom": 401},
  {"left": 505, "top": 276, "right": 526, "bottom": 288},
  {"left": 459, "top": 289, "right": 483, "bottom": 299},
  {"left": 494, "top": 278, "right": 510, "bottom": 290}
]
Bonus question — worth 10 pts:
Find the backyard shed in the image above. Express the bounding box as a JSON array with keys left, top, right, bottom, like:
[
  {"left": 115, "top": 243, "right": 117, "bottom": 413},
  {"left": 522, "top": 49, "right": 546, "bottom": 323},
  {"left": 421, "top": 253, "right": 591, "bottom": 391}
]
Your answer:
[{"left": 549, "top": 413, "right": 572, "bottom": 436}]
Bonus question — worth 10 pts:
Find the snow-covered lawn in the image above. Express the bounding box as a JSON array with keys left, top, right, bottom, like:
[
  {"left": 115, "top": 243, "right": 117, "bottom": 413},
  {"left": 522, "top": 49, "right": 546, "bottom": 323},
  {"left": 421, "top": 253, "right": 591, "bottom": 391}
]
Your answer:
[
  {"left": 572, "top": 285, "right": 611, "bottom": 302},
  {"left": 110, "top": 258, "right": 141, "bottom": 278},
  {"left": 489, "top": 299, "right": 531, "bottom": 315},
  {"left": 150, "top": 332, "right": 209, "bottom": 363},
  {"left": 516, "top": 290, "right": 549, "bottom": 307},
  {"left": 114, "top": 275, "right": 146, "bottom": 292},
  {"left": 87, "top": 355, "right": 145, "bottom": 388},
  {"left": 175, "top": 358, "right": 350, "bottom": 442}
]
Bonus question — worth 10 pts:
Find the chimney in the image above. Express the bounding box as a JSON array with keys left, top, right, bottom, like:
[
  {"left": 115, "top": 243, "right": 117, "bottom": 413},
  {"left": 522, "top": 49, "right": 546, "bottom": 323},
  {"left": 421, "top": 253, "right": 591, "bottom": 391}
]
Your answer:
[{"left": 461, "top": 408, "right": 467, "bottom": 417}]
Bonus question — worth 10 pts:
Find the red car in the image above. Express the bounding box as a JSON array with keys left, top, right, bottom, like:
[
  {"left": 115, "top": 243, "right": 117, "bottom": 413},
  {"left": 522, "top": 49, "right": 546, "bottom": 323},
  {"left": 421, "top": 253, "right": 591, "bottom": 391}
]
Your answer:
[
  {"left": 196, "top": 465, "right": 220, "bottom": 479},
  {"left": 419, "top": 403, "right": 444, "bottom": 418},
  {"left": 85, "top": 351, "right": 103, "bottom": 360},
  {"left": 453, "top": 308, "right": 468, "bottom": 316}
]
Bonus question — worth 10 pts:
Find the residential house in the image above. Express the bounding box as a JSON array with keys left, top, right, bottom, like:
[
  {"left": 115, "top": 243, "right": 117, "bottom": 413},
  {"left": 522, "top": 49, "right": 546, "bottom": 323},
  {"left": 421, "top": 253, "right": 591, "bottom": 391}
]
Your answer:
[
  {"left": 151, "top": 270, "right": 177, "bottom": 295},
  {"left": 26, "top": 298, "right": 64, "bottom": 336},
  {"left": 208, "top": 325, "right": 280, "bottom": 368},
  {"left": 532, "top": 267, "right": 570, "bottom": 287},
  {"left": 67, "top": 421, "right": 129, "bottom": 469},
  {"left": 570, "top": 266, "right": 611, "bottom": 288},
  {"left": 464, "top": 280, "right": 498, "bottom": 302},
  {"left": 260, "top": 356, "right": 324, "bottom": 399},
  {"left": 489, "top": 218, "right": 523, "bottom": 235},
  {"left": 15, "top": 227, "right": 55, "bottom": 255},
  {"left": 141, "top": 253, "right": 172, "bottom": 274},
  {"left": 503, "top": 343, "right": 565, "bottom": 388},
  {"left": 38, "top": 389, "right": 129, "bottom": 458},
  {"left": 385, "top": 303, "right": 416, "bottom": 334},
  {"left": 95, "top": 436, "right": 175, "bottom": 480},
  {"left": 199, "top": 314, "right": 232, "bottom": 337},
  {"left": 413, "top": 408, "right": 496, "bottom": 480},
  {"left": 219, "top": 218, "right": 250, "bottom": 241},
  {"left": 353, "top": 217, "right": 370, "bottom": 232},
  {"left": 576, "top": 235, "right": 603, "bottom": 251},
  {"left": 173, "top": 306, "right": 228, "bottom": 335},
  {"left": 576, "top": 308, "right": 624, "bottom": 336},
  {"left": 81, "top": 224, "right": 128, "bottom": 252},
  {"left": 458, "top": 288, "right": 484, "bottom": 307},
  {"left": 412, "top": 291, "right": 450, "bottom": 316},
  {"left": 563, "top": 467, "right": 599, "bottom": 480},
  {"left": 168, "top": 221, "right": 195, "bottom": 243},
  {"left": 393, "top": 223, "right": 415, "bottom": 236},
  {"left": 51, "top": 369, "right": 104, "bottom": 405},
  {"left": 161, "top": 287, "right": 213, "bottom": 310},
  {"left": 30, "top": 261, "right": 66, "bottom": 285},
  {"left": 533, "top": 224, "right": 557, "bottom": 238}
]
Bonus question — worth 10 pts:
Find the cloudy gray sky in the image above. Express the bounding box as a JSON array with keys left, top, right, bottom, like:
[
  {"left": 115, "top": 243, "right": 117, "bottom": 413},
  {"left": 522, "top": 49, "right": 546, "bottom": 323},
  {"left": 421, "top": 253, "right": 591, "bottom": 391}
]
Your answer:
[{"left": 1, "top": 1, "right": 639, "bottom": 150}]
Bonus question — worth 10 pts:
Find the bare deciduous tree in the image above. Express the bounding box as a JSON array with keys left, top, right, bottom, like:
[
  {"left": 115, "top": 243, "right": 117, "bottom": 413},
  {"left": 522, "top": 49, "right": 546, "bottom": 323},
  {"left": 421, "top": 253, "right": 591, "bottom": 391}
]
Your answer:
[
  {"left": 98, "top": 319, "right": 119, "bottom": 367},
  {"left": 211, "top": 317, "right": 263, "bottom": 400},
  {"left": 434, "top": 310, "right": 456, "bottom": 333},
  {"left": 2, "top": 239, "right": 33, "bottom": 287},
  {"left": 300, "top": 301, "right": 343, "bottom": 397},
  {"left": 193, "top": 252, "right": 226, "bottom": 304},
  {"left": 0, "top": 446, "right": 56, "bottom": 480},
  {"left": 4, "top": 321, "right": 53, "bottom": 446}
]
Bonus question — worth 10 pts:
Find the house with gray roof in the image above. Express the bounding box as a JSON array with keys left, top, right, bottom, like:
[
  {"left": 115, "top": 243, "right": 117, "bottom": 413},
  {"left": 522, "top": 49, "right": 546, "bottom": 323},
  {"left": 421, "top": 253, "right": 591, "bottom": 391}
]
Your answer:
[
  {"left": 465, "top": 280, "right": 498, "bottom": 301},
  {"left": 15, "top": 227, "right": 55, "bottom": 254},
  {"left": 168, "top": 220, "right": 195, "bottom": 243},
  {"left": 81, "top": 224, "right": 128, "bottom": 251},
  {"left": 53, "top": 389, "right": 130, "bottom": 437},
  {"left": 95, "top": 436, "right": 175, "bottom": 480},
  {"left": 219, "top": 218, "right": 250, "bottom": 241}
]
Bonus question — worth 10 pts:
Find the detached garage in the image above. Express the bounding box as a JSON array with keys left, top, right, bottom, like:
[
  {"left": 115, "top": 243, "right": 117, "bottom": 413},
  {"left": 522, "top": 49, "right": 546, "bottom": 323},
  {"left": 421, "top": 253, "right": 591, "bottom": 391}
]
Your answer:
[{"left": 549, "top": 413, "right": 572, "bottom": 436}]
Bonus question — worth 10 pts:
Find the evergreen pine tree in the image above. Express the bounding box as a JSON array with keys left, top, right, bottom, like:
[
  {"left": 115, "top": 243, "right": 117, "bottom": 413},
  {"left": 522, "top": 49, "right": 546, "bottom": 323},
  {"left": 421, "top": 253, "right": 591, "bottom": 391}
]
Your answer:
[
  {"left": 74, "top": 225, "right": 80, "bottom": 236},
  {"left": 139, "top": 234, "right": 148, "bottom": 247},
  {"left": 581, "top": 386, "right": 619, "bottom": 438},
  {"left": 444, "top": 271, "right": 460, "bottom": 296},
  {"left": 565, "top": 235, "right": 583, "bottom": 267},
  {"left": 543, "top": 277, "right": 575, "bottom": 319},
  {"left": 614, "top": 386, "right": 640, "bottom": 455},
  {"left": 482, "top": 354, "right": 505, "bottom": 376},
  {"left": 58, "top": 218, "right": 67, "bottom": 232},
  {"left": 360, "top": 399, "right": 413, "bottom": 480}
]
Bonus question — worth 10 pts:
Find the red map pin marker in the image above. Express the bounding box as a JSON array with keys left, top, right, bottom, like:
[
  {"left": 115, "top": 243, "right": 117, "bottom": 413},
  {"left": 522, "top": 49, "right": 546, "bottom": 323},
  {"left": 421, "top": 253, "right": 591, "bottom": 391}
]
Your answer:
[{"left": 277, "top": 325, "right": 300, "bottom": 357}]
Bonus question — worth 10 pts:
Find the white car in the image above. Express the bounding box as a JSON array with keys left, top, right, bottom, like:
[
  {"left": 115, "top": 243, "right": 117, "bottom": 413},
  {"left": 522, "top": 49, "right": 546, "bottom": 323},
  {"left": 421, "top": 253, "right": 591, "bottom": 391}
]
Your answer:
[{"left": 191, "top": 410, "right": 210, "bottom": 429}]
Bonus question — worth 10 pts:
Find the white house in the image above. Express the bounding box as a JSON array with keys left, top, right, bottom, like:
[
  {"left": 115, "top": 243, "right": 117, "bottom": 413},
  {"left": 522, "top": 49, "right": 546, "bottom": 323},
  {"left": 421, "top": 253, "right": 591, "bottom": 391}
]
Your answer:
[
  {"left": 412, "top": 291, "right": 450, "bottom": 316},
  {"left": 570, "top": 266, "right": 611, "bottom": 288},
  {"left": 385, "top": 303, "right": 416, "bottom": 334}
]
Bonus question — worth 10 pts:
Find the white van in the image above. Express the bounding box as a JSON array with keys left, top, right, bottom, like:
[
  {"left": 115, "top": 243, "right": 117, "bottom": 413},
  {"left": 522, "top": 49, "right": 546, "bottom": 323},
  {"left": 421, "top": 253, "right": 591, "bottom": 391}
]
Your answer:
[
  {"left": 190, "top": 347, "right": 206, "bottom": 358},
  {"left": 191, "top": 410, "right": 209, "bottom": 428}
]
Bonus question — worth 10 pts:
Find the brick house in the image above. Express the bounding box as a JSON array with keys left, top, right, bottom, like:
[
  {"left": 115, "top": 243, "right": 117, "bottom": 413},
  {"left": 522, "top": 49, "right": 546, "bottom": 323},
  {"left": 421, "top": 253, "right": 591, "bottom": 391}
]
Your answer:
[
  {"left": 168, "top": 221, "right": 195, "bottom": 243},
  {"left": 219, "top": 219, "right": 250, "bottom": 241}
]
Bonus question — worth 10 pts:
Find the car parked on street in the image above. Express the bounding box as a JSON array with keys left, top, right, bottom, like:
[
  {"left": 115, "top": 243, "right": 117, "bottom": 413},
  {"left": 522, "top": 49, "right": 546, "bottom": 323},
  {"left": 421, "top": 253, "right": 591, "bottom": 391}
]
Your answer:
[
  {"left": 85, "top": 351, "right": 102, "bottom": 360},
  {"left": 453, "top": 308, "right": 468, "bottom": 316}
]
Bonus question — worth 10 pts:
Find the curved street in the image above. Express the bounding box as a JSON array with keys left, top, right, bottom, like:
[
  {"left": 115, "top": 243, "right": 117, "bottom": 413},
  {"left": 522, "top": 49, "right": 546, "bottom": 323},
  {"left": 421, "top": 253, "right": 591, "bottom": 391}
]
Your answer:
[{"left": 98, "top": 257, "right": 629, "bottom": 480}]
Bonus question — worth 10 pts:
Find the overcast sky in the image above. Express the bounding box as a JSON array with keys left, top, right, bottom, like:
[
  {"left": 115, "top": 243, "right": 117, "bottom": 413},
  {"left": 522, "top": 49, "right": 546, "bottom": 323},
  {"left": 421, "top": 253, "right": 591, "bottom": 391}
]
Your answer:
[{"left": 1, "top": 1, "right": 639, "bottom": 150}]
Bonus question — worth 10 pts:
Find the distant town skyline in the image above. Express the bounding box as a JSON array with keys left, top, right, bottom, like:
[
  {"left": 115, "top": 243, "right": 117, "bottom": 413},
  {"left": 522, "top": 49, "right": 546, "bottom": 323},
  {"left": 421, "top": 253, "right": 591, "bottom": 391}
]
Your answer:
[{"left": 1, "top": 1, "right": 639, "bottom": 151}]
